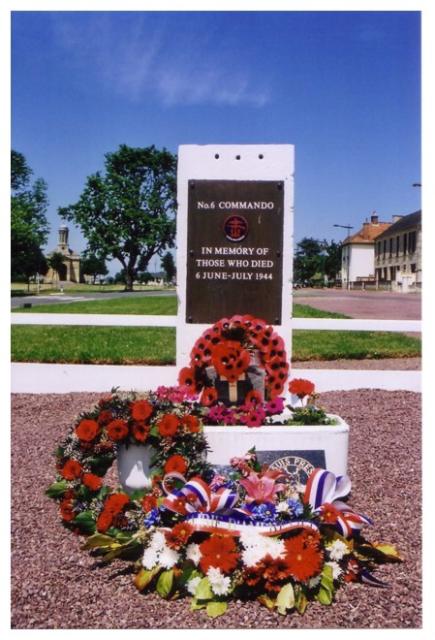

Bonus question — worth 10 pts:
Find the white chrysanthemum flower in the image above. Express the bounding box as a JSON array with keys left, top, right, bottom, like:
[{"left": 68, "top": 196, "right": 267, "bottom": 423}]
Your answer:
[
  {"left": 187, "top": 575, "right": 202, "bottom": 595},
  {"left": 207, "top": 567, "right": 231, "bottom": 596},
  {"left": 241, "top": 545, "right": 265, "bottom": 568},
  {"left": 308, "top": 574, "right": 321, "bottom": 588},
  {"left": 159, "top": 544, "right": 180, "bottom": 569},
  {"left": 327, "top": 539, "right": 349, "bottom": 561},
  {"left": 325, "top": 561, "right": 342, "bottom": 580},
  {"left": 142, "top": 547, "right": 159, "bottom": 570},
  {"left": 149, "top": 530, "right": 166, "bottom": 551},
  {"left": 186, "top": 543, "right": 201, "bottom": 566},
  {"left": 276, "top": 501, "right": 289, "bottom": 513},
  {"left": 263, "top": 536, "right": 285, "bottom": 559},
  {"left": 239, "top": 530, "right": 265, "bottom": 549}
]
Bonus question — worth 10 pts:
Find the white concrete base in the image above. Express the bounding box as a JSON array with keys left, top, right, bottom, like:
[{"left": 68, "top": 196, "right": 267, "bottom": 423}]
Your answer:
[
  {"left": 10, "top": 363, "right": 422, "bottom": 393},
  {"left": 204, "top": 416, "right": 349, "bottom": 486}
]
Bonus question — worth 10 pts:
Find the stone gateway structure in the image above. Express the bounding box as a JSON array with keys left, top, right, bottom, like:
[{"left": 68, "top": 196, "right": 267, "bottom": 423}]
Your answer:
[{"left": 45, "top": 225, "right": 81, "bottom": 283}]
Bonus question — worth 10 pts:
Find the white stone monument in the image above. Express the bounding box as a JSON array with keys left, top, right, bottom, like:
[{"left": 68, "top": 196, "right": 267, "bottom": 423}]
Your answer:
[{"left": 176, "top": 144, "right": 348, "bottom": 480}]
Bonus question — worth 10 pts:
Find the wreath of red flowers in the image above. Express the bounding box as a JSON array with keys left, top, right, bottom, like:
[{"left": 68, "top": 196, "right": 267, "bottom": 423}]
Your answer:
[
  {"left": 46, "top": 389, "right": 211, "bottom": 537},
  {"left": 178, "top": 314, "right": 290, "bottom": 400}
]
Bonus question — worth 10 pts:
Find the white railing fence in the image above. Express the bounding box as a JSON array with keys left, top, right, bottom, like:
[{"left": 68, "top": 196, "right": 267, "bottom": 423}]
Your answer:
[{"left": 11, "top": 314, "right": 421, "bottom": 394}]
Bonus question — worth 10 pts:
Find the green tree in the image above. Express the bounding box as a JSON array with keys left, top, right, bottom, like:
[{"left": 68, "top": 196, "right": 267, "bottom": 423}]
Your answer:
[
  {"left": 48, "top": 252, "right": 66, "bottom": 285},
  {"left": 11, "top": 150, "right": 49, "bottom": 288},
  {"left": 59, "top": 144, "right": 177, "bottom": 291},
  {"left": 161, "top": 251, "right": 176, "bottom": 283},
  {"left": 80, "top": 252, "right": 108, "bottom": 284},
  {"left": 324, "top": 240, "right": 342, "bottom": 283},
  {"left": 293, "top": 237, "right": 327, "bottom": 285}
]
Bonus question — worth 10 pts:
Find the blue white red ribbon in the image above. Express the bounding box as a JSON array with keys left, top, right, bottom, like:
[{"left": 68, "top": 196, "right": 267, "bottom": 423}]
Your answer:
[
  {"left": 304, "top": 469, "right": 372, "bottom": 537},
  {"left": 184, "top": 512, "right": 319, "bottom": 537},
  {"left": 162, "top": 474, "right": 238, "bottom": 516}
]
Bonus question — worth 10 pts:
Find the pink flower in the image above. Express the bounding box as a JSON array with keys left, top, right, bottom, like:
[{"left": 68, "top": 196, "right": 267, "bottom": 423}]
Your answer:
[
  {"left": 265, "top": 397, "right": 285, "bottom": 415},
  {"left": 239, "top": 469, "right": 287, "bottom": 503}
]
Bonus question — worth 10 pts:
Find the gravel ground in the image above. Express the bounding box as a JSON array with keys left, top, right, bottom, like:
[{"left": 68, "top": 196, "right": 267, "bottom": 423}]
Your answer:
[
  {"left": 11, "top": 390, "right": 422, "bottom": 629},
  {"left": 292, "top": 357, "right": 421, "bottom": 370}
]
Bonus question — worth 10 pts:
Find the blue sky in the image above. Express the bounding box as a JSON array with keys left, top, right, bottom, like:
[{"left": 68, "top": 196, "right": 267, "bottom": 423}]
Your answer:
[{"left": 11, "top": 10, "right": 421, "bottom": 274}]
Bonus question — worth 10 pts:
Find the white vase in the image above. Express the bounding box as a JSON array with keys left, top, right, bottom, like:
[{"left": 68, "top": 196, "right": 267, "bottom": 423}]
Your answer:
[
  {"left": 117, "top": 443, "right": 153, "bottom": 493},
  {"left": 290, "top": 394, "right": 309, "bottom": 408}
]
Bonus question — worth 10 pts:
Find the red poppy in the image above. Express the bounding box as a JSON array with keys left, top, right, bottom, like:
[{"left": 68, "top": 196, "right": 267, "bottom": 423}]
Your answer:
[
  {"left": 132, "top": 422, "right": 150, "bottom": 443},
  {"left": 82, "top": 473, "right": 103, "bottom": 491},
  {"left": 164, "top": 522, "right": 194, "bottom": 549},
  {"left": 200, "top": 386, "right": 218, "bottom": 406},
  {"left": 243, "top": 566, "right": 261, "bottom": 586},
  {"left": 60, "top": 498, "right": 75, "bottom": 521},
  {"left": 199, "top": 534, "right": 239, "bottom": 574},
  {"left": 244, "top": 390, "right": 263, "bottom": 406},
  {"left": 257, "top": 554, "right": 292, "bottom": 592},
  {"left": 182, "top": 414, "right": 200, "bottom": 433},
  {"left": 211, "top": 341, "right": 250, "bottom": 382},
  {"left": 157, "top": 414, "right": 180, "bottom": 437},
  {"left": 164, "top": 454, "right": 188, "bottom": 475},
  {"left": 343, "top": 558, "right": 360, "bottom": 582},
  {"left": 131, "top": 399, "right": 153, "bottom": 422},
  {"left": 141, "top": 494, "right": 158, "bottom": 513},
  {"left": 178, "top": 367, "right": 197, "bottom": 394},
  {"left": 288, "top": 378, "right": 315, "bottom": 399},
  {"left": 104, "top": 492, "right": 130, "bottom": 515},
  {"left": 106, "top": 419, "right": 129, "bottom": 441},
  {"left": 284, "top": 535, "right": 324, "bottom": 582},
  {"left": 96, "top": 510, "right": 113, "bottom": 533},
  {"left": 60, "top": 459, "right": 83, "bottom": 480},
  {"left": 75, "top": 419, "right": 99, "bottom": 442},
  {"left": 319, "top": 503, "right": 340, "bottom": 525},
  {"left": 97, "top": 410, "right": 113, "bottom": 426}
]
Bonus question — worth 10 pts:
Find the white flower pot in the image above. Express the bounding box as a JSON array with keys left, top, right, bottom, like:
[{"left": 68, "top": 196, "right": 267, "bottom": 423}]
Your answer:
[
  {"left": 204, "top": 414, "right": 349, "bottom": 490},
  {"left": 117, "top": 443, "right": 153, "bottom": 493},
  {"left": 289, "top": 394, "right": 309, "bottom": 408}
]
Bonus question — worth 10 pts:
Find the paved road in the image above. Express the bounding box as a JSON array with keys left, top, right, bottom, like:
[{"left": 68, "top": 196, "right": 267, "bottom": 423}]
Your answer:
[
  {"left": 294, "top": 288, "right": 421, "bottom": 320},
  {"left": 12, "top": 287, "right": 421, "bottom": 321},
  {"left": 11, "top": 289, "right": 177, "bottom": 309}
]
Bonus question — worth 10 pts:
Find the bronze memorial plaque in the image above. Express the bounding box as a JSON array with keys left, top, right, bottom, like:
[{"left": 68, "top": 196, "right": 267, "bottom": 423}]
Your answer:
[{"left": 186, "top": 179, "right": 284, "bottom": 323}]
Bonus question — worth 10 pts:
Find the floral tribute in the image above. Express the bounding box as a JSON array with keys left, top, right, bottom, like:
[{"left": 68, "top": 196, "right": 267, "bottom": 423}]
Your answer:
[
  {"left": 48, "top": 424, "right": 400, "bottom": 619},
  {"left": 178, "top": 314, "right": 289, "bottom": 401},
  {"left": 46, "top": 388, "right": 212, "bottom": 537}
]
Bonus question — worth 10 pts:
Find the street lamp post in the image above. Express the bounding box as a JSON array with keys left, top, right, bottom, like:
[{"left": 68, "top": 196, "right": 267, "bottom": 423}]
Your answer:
[{"left": 333, "top": 224, "right": 354, "bottom": 289}]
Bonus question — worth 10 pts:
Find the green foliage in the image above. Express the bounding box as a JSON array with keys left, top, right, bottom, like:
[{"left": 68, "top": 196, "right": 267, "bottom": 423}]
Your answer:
[
  {"left": 45, "top": 480, "right": 68, "bottom": 498},
  {"left": 294, "top": 237, "right": 341, "bottom": 285},
  {"left": 315, "top": 564, "right": 335, "bottom": 606},
  {"left": 276, "top": 582, "right": 295, "bottom": 615},
  {"left": 11, "top": 150, "right": 49, "bottom": 284},
  {"left": 134, "top": 566, "right": 161, "bottom": 591},
  {"left": 80, "top": 252, "right": 108, "bottom": 283},
  {"left": 161, "top": 251, "right": 176, "bottom": 283},
  {"left": 287, "top": 406, "right": 335, "bottom": 426},
  {"left": 156, "top": 569, "right": 174, "bottom": 598},
  {"left": 206, "top": 601, "right": 228, "bottom": 618},
  {"left": 72, "top": 511, "right": 96, "bottom": 535},
  {"left": 47, "top": 252, "right": 66, "bottom": 282},
  {"left": 195, "top": 576, "right": 213, "bottom": 600},
  {"left": 59, "top": 144, "right": 177, "bottom": 290}
]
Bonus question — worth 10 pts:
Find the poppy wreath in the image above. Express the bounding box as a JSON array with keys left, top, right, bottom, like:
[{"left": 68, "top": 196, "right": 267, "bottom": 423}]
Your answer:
[
  {"left": 46, "top": 388, "right": 212, "bottom": 538},
  {"left": 178, "top": 314, "right": 290, "bottom": 401}
]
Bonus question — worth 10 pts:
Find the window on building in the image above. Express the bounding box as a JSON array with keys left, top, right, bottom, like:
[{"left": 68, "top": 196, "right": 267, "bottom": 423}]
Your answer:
[
  {"left": 383, "top": 240, "right": 387, "bottom": 255},
  {"left": 403, "top": 233, "right": 408, "bottom": 255},
  {"left": 409, "top": 231, "right": 416, "bottom": 254},
  {"left": 396, "top": 236, "right": 399, "bottom": 256},
  {"left": 411, "top": 263, "right": 416, "bottom": 273},
  {"left": 389, "top": 238, "right": 393, "bottom": 257},
  {"left": 390, "top": 266, "right": 396, "bottom": 280}
]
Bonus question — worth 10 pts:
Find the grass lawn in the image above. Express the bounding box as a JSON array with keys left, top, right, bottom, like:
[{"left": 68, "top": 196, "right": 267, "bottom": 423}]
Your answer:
[
  {"left": 11, "top": 325, "right": 420, "bottom": 364},
  {"left": 12, "top": 297, "right": 348, "bottom": 318},
  {"left": 11, "top": 326, "right": 175, "bottom": 365},
  {"left": 12, "top": 296, "right": 177, "bottom": 315}
]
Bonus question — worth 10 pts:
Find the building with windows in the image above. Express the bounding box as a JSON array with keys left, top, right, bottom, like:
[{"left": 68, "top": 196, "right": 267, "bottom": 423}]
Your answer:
[
  {"left": 45, "top": 225, "right": 81, "bottom": 283},
  {"left": 374, "top": 210, "right": 421, "bottom": 291},
  {"left": 340, "top": 214, "right": 392, "bottom": 288}
]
